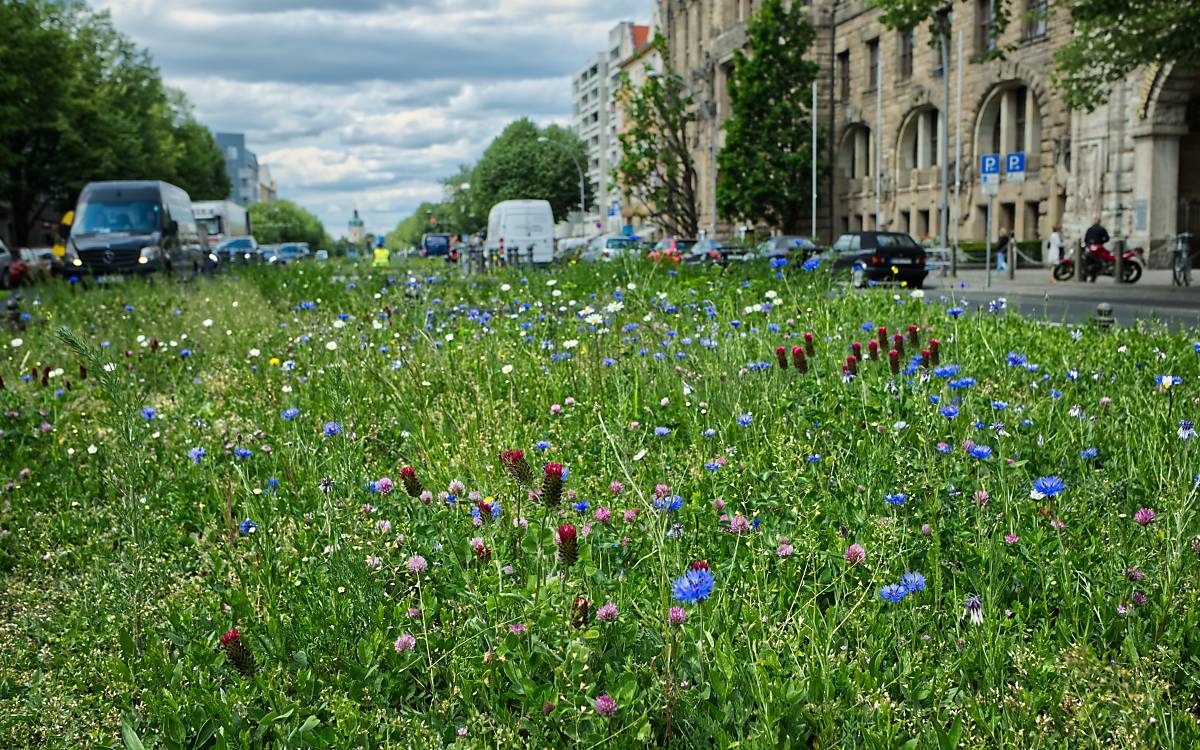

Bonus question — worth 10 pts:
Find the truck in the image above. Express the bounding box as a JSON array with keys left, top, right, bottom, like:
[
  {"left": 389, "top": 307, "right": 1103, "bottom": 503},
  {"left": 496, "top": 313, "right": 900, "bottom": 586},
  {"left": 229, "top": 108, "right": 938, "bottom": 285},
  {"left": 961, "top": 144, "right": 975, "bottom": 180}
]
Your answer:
[
  {"left": 192, "top": 200, "right": 251, "bottom": 249},
  {"left": 485, "top": 200, "right": 554, "bottom": 264}
]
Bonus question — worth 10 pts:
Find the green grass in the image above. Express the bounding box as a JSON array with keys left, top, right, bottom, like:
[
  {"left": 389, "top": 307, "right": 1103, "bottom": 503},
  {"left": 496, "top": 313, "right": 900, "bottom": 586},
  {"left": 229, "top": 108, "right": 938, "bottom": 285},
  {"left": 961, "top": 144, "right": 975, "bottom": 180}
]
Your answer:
[{"left": 1, "top": 258, "right": 1198, "bottom": 749}]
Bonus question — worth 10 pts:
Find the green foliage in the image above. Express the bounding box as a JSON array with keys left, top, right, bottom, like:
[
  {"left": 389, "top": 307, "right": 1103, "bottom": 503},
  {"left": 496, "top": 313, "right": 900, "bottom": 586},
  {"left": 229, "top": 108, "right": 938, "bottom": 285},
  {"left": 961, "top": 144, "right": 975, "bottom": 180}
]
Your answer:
[
  {"left": 716, "top": 0, "right": 823, "bottom": 235},
  {"left": 0, "top": 0, "right": 229, "bottom": 245},
  {"left": 390, "top": 200, "right": 444, "bottom": 248},
  {"left": 612, "top": 37, "right": 700, "bottom": 239},
  {"left": 871, "top": 0, "right": 1199, "bottom": 111},
  {"left": 249, "top": 200, "right": 328, "bottom": 248},
  {"left": 469, "top": 118, "right": 593, "bottom": 223}
]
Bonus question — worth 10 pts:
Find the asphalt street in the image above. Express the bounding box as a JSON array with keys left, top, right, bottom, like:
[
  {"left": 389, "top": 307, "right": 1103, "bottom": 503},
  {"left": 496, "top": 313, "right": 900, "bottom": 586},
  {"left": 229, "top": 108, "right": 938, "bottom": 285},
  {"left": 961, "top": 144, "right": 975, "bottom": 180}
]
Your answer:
[{"left": 924, "top": 268, "right": 1200, "bottom": 330}]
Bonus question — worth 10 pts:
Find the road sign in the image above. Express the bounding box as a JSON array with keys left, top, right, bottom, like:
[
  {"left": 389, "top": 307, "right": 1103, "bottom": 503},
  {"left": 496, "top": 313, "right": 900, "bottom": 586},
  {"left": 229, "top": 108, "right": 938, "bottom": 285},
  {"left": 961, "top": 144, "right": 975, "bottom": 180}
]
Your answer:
[
  {"left": 1005, "top": 152, "right": 1025, "bottom": 183},
  {"left": 980, "top": 153, "right": 1000, "bottom": 195}
]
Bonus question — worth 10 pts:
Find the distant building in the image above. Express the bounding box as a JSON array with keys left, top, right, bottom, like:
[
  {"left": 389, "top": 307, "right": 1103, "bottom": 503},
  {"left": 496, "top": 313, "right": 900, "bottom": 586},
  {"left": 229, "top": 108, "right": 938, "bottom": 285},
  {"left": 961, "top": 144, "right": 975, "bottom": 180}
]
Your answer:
[
  {"left": 216, "top": 132, "right": 263, "bottom": 207},
  {"left": 572, "top": 22, "right": 650, "bottom": 235},
  {"left": 615, "top": 23, "right": 661, "bottom": 240},
  {"left": 348, "top": 209, "right": 366, "bottom": 244},
  {"left": 257, "top": 164, "right": 277, "bottom": 204}
]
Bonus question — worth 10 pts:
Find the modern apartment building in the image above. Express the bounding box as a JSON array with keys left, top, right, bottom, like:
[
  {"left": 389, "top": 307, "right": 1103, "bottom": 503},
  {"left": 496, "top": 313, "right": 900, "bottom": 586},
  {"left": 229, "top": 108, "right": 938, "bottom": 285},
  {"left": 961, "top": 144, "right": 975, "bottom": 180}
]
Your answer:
[{"left": 216, "top": 132, "right": 276, "bottom": 208}]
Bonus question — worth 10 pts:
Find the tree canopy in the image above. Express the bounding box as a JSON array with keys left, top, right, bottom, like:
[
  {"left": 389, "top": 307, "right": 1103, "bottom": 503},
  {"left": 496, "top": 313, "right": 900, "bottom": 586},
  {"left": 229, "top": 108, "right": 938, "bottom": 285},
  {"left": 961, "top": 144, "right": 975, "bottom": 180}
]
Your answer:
[
  {"left": 611, "top": 37, "right": 701, "bottom": 239},
  {"left": 872, "top": 0, "right": 1200, "bottom": 111},
  {"left": 0, "top": 0, "right": 229, "bottom": 244},
  {"left": 249, "top": 200, "right": 328, "bottom": 249},
  {"left": 717, "top": 0, "right": 822, "bottom": 235},
  {"left": 469, "top": 119, "right": 593, "bottom": 223}
]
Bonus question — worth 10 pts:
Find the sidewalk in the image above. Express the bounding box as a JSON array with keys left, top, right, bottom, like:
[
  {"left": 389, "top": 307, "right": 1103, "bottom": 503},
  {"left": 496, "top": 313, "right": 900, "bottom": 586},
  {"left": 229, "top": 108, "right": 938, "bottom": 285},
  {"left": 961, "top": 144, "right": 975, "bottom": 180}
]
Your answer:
[{"left": 927, "top": 267, "right": 1197, "bottom": 303}]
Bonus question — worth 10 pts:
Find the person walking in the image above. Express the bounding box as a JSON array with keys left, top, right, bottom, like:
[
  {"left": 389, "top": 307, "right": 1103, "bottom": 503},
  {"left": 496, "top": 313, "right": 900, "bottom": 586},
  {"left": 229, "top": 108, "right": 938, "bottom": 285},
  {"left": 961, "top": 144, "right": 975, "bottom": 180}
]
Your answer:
[
  {"left": 1049, "top": 224, "right": 1065, "bottom": 262},
  {"left": 995, "top": 227, "right": 1010, "bottom": 272}
]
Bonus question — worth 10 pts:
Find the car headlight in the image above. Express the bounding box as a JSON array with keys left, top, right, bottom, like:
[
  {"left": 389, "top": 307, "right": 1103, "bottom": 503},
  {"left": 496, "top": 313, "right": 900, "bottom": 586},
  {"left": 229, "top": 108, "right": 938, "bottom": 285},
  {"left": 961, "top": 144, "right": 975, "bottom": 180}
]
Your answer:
[
  {"left": 208, "top": 253, "right": 219, "bottom": 264},
  {"left": 138, "top": 245, "right": 161, "bottom": 265}
]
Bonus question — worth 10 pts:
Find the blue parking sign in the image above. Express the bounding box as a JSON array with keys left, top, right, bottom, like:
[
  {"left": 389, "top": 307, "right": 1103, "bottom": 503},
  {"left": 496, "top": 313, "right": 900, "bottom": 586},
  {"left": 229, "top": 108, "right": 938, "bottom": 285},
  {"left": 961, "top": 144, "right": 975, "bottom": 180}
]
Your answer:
[
  {"left": 1006, "top": 153, "right": 1025, "bottom": 173},
  {"left": 980, "top": 154, "right": 1000, "bottom": 174}
]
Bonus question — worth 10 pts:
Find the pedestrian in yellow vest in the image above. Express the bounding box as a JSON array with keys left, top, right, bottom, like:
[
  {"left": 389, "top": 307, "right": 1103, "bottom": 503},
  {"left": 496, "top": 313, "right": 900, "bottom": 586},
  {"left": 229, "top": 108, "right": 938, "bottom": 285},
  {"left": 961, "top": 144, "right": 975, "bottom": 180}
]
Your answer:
[{"left": 372, "top": 245, "right": 390, "bottom": 268}]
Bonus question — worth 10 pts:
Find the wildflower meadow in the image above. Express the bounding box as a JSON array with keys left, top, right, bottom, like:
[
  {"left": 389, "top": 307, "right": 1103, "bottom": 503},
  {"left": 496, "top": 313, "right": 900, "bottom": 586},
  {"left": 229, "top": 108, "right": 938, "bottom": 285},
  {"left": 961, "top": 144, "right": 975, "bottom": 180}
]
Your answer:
[{"left": 1, "top": 259, "right": 1199, "bottom": 748}]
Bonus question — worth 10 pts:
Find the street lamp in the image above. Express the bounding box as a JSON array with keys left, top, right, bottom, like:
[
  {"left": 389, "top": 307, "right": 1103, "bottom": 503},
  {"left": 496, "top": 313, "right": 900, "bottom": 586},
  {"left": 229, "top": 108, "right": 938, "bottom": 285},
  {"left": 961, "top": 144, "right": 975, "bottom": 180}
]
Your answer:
[
  {"left": 648, "top": 69, "right": 717, "bottom": 239},
  {"left": 537, "top": 136, "right": 586, "bottom": 233}
]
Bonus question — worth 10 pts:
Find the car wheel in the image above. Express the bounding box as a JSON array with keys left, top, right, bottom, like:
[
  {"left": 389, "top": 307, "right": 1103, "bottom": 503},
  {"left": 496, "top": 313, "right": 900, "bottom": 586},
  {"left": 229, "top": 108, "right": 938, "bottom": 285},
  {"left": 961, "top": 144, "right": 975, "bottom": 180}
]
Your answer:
[{"left": 852, "top": 267, "right": 865, "bottom": 288}]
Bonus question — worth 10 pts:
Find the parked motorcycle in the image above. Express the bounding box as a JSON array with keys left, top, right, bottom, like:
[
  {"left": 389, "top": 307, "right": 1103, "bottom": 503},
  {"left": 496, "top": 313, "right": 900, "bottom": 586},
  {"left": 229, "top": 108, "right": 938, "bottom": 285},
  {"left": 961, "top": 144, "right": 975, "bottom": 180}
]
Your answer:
[{"left": 1052, "top": 242, "right": 1143, "bottom": 283}]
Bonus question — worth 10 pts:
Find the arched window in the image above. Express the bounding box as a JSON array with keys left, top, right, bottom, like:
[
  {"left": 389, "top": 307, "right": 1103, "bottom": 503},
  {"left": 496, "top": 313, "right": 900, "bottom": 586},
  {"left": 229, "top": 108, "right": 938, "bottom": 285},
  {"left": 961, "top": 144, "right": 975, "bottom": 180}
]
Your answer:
[
  {"left": 976, "top": 83, "right": 1039, "bottom": 159},
  {"left": 838, "top": 124, "right": 872, "bottom": 180},
  {"left": 897, "top": 107, "right": 941, "bottom": 173}
]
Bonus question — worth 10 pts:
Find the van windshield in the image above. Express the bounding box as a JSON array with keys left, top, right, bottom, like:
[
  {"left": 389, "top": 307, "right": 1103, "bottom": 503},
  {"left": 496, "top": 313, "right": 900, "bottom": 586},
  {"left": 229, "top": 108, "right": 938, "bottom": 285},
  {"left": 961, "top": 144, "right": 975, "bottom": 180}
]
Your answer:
[{"left": 75, "top": 191, "right": 163, "bottom": 236}]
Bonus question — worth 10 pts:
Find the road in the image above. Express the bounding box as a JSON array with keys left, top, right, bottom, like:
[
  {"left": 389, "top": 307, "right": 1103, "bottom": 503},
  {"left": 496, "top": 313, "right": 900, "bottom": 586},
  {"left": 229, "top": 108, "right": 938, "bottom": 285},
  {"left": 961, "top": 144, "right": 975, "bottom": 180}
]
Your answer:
[{"left": 924, "top": 268, "right": 1200, "bottom": 330}]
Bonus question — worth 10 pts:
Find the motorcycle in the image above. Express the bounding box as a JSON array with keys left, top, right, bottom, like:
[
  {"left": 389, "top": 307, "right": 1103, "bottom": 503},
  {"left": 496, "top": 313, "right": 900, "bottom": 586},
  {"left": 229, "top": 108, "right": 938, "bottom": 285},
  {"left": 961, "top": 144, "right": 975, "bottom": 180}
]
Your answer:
[{"left": 1052, "top": 242, "right": 1143, "bottom": 283}]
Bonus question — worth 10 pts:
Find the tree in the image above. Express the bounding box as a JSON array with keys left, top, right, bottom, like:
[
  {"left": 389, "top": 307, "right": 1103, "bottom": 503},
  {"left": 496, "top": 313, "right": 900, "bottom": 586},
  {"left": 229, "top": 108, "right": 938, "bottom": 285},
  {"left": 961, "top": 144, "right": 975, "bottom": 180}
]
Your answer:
[
  {"left": 469, "top": 119, "right": 593, "bottom": 223},
  {"left": 872, "top": 0, "right": 1200, "bottom": 111},
  {"left": 391, "top": 201, "right": 444, "bottom": 248},
  {"left": 612, "top": 37, "right": 700, "bottom": 239},
  {"left": 0, "top": 1, "right": 228, "bottom": 245},
  {"left": 716, "top": 0, "right": 821, "bottom": 235},
  {"left": 440, "top": 164, "right": 485, "bottom": 236},
  {"left": 248, "top": 200, "right": 327, "bottom": 248}
]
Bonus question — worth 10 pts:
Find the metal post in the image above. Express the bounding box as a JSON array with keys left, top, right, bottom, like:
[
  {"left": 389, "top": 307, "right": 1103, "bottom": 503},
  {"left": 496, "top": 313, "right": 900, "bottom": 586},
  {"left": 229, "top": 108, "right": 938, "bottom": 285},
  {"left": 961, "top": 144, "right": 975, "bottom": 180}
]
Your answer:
[
  {"left": 953, "top": 29, "right": 963, "bottom": 276},
  {"left": 1008, "top": 228, "right": 1015, "bottom": 280},
  {"left": 985, "top": 199, "right": 993, "bottom": 288},
  {"left": 812, "top": 80, "right": 818, "bottom": 240},
  {"left": 875, "top": 45, "right": 883, "bottom": 228},
  {"left": 939, "top": 24, "right": 950, "bottom": 269}
]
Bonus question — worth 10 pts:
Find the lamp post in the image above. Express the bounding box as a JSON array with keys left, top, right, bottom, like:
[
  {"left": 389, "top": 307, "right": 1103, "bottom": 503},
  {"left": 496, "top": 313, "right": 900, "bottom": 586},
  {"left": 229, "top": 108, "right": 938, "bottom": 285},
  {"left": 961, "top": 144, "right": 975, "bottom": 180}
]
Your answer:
[
  {"left": 648, "top": 70, "right": 716, "bottom": 239},
  {"left": 537, "top": 136, "right": 586, "bottom": 234}
]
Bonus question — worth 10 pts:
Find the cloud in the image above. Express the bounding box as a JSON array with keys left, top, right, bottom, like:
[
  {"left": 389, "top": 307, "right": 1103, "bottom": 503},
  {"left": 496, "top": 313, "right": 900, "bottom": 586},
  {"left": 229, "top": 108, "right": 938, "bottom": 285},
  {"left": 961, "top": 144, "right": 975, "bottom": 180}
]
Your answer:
[{"left": 91, "top": 0, "right": 648, "bottom": 236}]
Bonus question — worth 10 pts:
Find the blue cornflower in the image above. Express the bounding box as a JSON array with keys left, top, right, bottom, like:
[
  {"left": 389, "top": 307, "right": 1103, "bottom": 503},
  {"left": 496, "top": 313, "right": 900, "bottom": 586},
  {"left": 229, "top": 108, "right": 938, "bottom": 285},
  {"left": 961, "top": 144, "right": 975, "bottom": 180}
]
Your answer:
[
  {"left": 655, "top": 427, "right": 670, "bottom": 436},
  {"left": 1157, "top": 375, "right": 1182, "bottom": 388},
  {"left": 940, "top": 405, "right": 959, "bottom": 419},
  {"left": 1050, "top": 389, "right": 1063, "bottom": 399},
  {"left": 534, "top": 440, "right": 551, "bottom": 451},
  {"left": 933, "top": 365, "right": 960, "bottom": 378},
  {"left": 930, "top": 395, "right": 941, "bottom": 405},
  {"left": 703, "top": 462, "right": 720, "bottom": 471},
  {"left": 992, "top": 400, "right": 1008, "bottom": 410},
  {"left": 323, "top": 421, "right": 342, "bottom": 436},
  {"left": 702, "top": 428, "right": 716, "bottom": 438},
  {"left": 602, "top": 357, "right": 616, "bottom": 367},
  {"left": 654, "top": 495, "right": 685, "bottom": 512},
  {"left": 807, "top": 454, "right": 821, "bottom": 462},
  {"left": 770, "top": 257, "right": 788, "bottom": 269},
  {"left": 946, "top": 307, "right": 964, "bottom": 318},
  {"left": 968, "top": 444, "right": 992, "bottom": 460},
  {"left": 1031, "top": 476, "right": 1066, "bottom": 498},
  {"left": 1080, "top": 447, "right": 1098, "bottom": 460},
  {"left": 1179, "top": 420, "right": 1197, "bottom": 440},
  {"left": 802, "top": 257, "right": 821, "bottom": 272},
  {"left": 187, "top": 447, "right": 206, "bottom": 464},
  {"left": 880, "top": 584, "right": 908, "bottom": 603},
  {"left": 572, "top": 500, "right": 589, "bottom": 513},
  {"left": 671, "top": 568, "right": 715, "bottom": 604},
  {"left": 141, "top": 407, "right": 157, "bottom": 420},
  {"left": 884, "top": 493, "right": 907, "bottom": 505},
  {"left": 233, "top": 448, "right": 252, "bottom": 459},
  {"left": 737, "top": 413, "right": 753, "bottom": 427},
  {"left": 949, "top": 377, "right": 976, "bottom": 389},
  {"left": 902, "top": 572, "right": 926, "bottom": 593},
  {"left": 1006, "top": 352, "right": 1026, "bottom": 367},
  {"left": 239, "top": 519, "right": 257, "bottom": 534},
  {"left": 281, "top": 407, "right": 300, "bottom": 420}
]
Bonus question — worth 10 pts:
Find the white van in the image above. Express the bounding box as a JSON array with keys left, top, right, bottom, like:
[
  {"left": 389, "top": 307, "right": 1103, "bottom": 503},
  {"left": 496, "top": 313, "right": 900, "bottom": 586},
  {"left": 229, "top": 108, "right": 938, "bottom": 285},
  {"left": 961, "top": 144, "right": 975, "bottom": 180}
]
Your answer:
[{"left": 486, "top": 200, "right": 555, "bottom": 264}]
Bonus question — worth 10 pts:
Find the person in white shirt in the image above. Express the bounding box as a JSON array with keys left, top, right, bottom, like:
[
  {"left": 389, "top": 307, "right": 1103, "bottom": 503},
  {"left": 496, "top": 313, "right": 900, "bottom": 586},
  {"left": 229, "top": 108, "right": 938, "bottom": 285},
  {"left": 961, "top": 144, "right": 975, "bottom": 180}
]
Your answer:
[{"left": 1049, "top": 224, "right": 1065, "bottom": 262}]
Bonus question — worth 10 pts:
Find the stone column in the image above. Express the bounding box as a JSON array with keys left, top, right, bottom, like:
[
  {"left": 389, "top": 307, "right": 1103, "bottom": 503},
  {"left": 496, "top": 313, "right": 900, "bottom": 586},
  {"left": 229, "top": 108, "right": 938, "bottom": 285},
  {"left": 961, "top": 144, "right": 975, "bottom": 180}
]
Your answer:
[
  {"left": 1132, "top": 129, "right": 1182, "bottom": 263},
  {"left": 917, "top": 112, "right": 930, "bottom": 169}
]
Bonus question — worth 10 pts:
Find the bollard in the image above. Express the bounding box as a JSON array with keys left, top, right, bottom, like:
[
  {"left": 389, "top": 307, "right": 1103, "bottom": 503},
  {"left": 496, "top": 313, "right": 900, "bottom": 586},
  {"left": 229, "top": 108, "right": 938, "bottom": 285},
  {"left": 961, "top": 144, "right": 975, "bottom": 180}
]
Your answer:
[
  {"left": 1093, "top": 302, "right": 1115, "bottom": 331},
  {"left": 6, "top": 295, "right": 24, "bottom": 332}
]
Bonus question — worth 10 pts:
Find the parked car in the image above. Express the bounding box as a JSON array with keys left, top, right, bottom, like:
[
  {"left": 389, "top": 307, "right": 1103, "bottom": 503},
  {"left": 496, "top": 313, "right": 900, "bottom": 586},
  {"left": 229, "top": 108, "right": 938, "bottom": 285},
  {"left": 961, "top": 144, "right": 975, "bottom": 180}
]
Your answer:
[
  {"left": 0, "top": 239, "right": 13, "bottom": 288},
  {"left": 820, "top": 231, "right": 928, "bottom": 288},
  {"left": 272, "top": 243, "right": 309, "bottom": 264},
  {"left": 653, "top": 238, "right": 696, "bottom": 260},
  {"left": 485, "top": 200, "right": 555, "bottom": 264},
  {"left": 755, "top": 235, "right": 818, "bottom": 261},
  {"left": 20, "top": 247, "right": 55, "bottom": 273},
  {"left": 215, "top": 236, "right": 259, "bottom": 264},
  {"left": 582, "top": 235, "right": 636, "bottom": 262},
  {"left": 683, "top": 238, "right": 738, "bottom": 264},
  {"left": 314, "top": 250, "right": 329, "bottom": 261}
]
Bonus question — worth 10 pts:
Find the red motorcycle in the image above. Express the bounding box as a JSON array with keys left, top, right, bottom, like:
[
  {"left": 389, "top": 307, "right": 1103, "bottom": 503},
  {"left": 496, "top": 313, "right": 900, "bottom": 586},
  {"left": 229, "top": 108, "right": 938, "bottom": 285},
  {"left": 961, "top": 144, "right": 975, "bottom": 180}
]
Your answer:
[{"left": 1052, "top": 241, "right": 1143, "bottom": 283}]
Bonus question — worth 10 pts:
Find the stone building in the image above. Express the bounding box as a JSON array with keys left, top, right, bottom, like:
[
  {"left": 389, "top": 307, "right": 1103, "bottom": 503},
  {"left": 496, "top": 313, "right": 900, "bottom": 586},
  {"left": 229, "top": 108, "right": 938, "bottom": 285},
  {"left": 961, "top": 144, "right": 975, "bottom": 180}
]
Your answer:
[{"left": 657, "top": 0, "right": 1199, "bottom": 263}]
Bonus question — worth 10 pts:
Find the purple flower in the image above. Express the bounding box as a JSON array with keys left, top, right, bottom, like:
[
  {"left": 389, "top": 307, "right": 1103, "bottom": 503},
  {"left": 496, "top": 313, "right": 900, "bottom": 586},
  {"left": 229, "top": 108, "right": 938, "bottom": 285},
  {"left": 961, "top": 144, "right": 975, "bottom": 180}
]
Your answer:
[
  {"left": 596, "top": 602, "right": 618, "bottom": 622},
  {"left": 1134, "top": 507, "right": 1155, "bottom": 526},
  {"left": 394, "top": 634, "right": 415, "bottom": 652},
  {"left": 844, "top": 543, "right": 865, "bottom": 564},
  {"left": 668, "top": 606, "right": 688, "bottom": 626},
  {"left": 595, "top": 694, "right": 618, "bottom": 717},
  {"left": 406, "top": 555, "right": 428, "bottom": 574}
]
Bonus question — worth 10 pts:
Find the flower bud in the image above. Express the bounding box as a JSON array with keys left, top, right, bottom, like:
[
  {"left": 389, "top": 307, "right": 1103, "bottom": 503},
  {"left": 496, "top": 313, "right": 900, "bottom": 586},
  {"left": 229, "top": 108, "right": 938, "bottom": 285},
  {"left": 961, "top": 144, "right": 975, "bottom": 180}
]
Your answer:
[
  {"left": 907, "top": 325, "right": 920, "bottom": 348},
  {"left": 803, "top": 332, "right": 815, "bottom": 357},
  {"left": 888, "top": 349, "right": 900, "bottom": 374},
  {"left": 556, "top": 522, "right": 578, "bottom": 566},
  {"left": 867, "top": 339, "right": 879, "bottom": 360},
  {"left": 542, "top": 464, "right": 565, "bottom": 507},
  {"left": 877, "top": 326, "right": 888, "bottom": 350},
  {"left": 775, "top": 346, "right": 787, "bottom": 369},
  {"left": 928, "top": 338, "right": 940, "bottom": 366},
  {"left": 791, "top": 346, "right": 807, "bottom": 373},
  {"left": 399, "top": 467, "right": 423, "bottom": 498},
  {"left": 846, "top": 355, "right": 858, "bottom": 375}
]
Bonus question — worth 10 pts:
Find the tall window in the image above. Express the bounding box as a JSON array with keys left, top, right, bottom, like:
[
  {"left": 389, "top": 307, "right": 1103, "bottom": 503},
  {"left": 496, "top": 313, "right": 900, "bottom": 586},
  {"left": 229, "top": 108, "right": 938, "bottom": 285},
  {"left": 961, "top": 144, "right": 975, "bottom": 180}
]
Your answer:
[
  {"left": 928, "top": 111, "right": 939, "bottom": 166},
  {"left": 1024, "top": 0, "right": 1047, "bottom": 39},
  {"left": 838, "top": 50, "right": 850, "bottom": 100},
  {"left": 976, "top": 0, "right": 995, "bottom": 54},
  {"left": 867, "top": 39, "right": 880, "bottom": 90},
  {"left": 1014, "top": 87, "right": 1028, "bottom": 152},
  {"left": 898, "top": 30, "right": 914, "bottom": 81}
]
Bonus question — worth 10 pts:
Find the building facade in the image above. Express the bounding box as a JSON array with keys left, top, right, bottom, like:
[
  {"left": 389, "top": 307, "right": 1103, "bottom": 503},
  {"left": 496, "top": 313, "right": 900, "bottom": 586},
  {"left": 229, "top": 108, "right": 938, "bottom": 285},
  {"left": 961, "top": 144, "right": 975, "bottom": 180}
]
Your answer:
[
  {"left": 658, "top": 0, "right": 1200, "bottom": 263},
  {"left": 348, "top": 209, "right": 366, "bottom": 245},
  {"left": 616, "top": 32, "right": 664, "bottom": 239},
  {"left": 216, "top": 132, "right": 275, "bottom": 208}
]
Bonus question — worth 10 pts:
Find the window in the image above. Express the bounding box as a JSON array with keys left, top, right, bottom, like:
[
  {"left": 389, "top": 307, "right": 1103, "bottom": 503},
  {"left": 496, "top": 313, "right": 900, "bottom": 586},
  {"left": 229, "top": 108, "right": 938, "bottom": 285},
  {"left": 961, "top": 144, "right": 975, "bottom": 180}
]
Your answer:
[
  {"left": 838, "top": 50, "right": 850, "bottom": 100},
  {"left": 1014, "top": 87, "right": 1027, "bottom": 152},
  {"left": 1024, "top": 0, "right": 1047, "bottom": 39},
  {"left": 898, "top": 30, "right": 914, "bottom": 81},
  {"left": 976, "top": 0, "right": 995, "bottom": 54},
  {"left": 928, "top": 111, "right": 939, "bottom": 166},
  {"left": 867, "top": 39, "right": 880, "bottom": 90}
]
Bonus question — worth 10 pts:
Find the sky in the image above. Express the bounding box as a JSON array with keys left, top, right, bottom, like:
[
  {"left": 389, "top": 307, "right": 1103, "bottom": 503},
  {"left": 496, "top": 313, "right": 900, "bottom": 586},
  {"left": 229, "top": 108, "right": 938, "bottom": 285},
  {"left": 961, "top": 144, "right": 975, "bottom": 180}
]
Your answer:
[{"left": 92, "top": 0, "right": 649, "bottom": 237}]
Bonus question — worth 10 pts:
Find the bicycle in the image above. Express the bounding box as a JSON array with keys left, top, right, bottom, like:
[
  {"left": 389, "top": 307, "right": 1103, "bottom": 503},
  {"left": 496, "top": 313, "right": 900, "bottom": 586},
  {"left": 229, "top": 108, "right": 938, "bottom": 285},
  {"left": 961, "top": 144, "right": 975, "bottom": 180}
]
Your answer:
[{"left": 1172, "top": 233, "right": 1193, "bottom": 287}]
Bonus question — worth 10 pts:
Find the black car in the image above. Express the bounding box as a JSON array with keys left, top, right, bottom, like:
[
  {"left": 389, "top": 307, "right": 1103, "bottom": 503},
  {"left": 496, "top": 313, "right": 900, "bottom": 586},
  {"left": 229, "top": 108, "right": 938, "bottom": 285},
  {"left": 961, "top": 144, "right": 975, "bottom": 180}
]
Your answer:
[{"left": 822, "top": 231, "right": 928, "bottom": 288}]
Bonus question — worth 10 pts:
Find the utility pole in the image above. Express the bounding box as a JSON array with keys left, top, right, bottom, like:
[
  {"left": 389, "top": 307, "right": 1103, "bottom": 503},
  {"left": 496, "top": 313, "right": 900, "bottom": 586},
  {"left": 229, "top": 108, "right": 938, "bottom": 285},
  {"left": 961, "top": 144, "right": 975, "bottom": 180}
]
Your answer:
[
  {"left": 875, "top": 42, "right": 883, "bottom": 228},
  {"left": 811, "top": 81, "right": 817, "bottom": 240},
  {"left": 937, "top": 8, "right": 951, "bottom": 272},
  {"left": 953, "top": 29, "right": 963, "bottom": 276}
]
